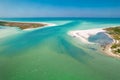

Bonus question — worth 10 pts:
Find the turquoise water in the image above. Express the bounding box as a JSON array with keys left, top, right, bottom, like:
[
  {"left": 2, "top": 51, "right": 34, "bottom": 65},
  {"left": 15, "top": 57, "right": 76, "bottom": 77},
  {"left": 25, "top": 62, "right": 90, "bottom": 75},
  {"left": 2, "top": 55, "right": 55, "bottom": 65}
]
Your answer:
[{"left": 0, "top": 18, "right": 120, "bottom": 80}]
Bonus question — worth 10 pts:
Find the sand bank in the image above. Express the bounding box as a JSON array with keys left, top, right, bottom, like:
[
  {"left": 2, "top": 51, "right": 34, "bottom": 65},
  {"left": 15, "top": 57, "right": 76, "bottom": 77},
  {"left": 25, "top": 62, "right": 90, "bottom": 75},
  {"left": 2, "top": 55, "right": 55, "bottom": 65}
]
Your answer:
[{"left": 68, "top": 28, "right": 105, "bottom": 43}]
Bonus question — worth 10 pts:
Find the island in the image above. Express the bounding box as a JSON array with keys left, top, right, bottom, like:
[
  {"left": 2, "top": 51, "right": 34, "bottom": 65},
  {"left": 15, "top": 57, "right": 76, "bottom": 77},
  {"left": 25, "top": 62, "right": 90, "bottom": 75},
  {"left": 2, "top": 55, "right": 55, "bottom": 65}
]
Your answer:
[
  {"left": 0, "top": 21, "right": 48, "bottom": 30},
  {"left": 68, "top": 26, "right": 120, "bottom": 58}
]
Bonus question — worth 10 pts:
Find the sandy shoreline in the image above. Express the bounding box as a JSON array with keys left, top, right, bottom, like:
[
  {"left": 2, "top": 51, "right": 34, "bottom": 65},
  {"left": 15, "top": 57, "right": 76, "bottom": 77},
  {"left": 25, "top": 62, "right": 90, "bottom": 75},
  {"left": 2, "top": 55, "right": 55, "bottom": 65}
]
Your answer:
[
  {"left": 68, "top": 28, "right": 120, "bottom": 58},
  {"left": 102, "top": 44, "right": 120, "bottom": 58},
  {"left": 24, "top": 22, "right": 56, "bottom": 31}
]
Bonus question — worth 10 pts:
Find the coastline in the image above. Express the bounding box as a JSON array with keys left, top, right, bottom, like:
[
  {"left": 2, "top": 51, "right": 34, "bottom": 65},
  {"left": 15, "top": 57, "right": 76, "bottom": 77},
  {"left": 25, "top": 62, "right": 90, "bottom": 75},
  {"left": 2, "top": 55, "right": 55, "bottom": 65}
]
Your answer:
[
  {"left": 68, "top": 28, "right": 120, "bottom": 58},
  {"left": 0, "top": 20, "right": 56, "bottom": 30},
  {"left": 102, "top": 43, "right": 120, "bottom": 58}
]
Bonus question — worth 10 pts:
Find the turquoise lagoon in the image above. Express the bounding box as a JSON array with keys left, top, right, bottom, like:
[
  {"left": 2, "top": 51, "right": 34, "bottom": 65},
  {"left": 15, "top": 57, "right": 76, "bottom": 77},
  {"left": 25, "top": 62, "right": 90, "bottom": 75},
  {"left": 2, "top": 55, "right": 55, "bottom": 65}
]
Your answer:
[{"left": 0, "top": 18, "right": 120, "bottom": 80}]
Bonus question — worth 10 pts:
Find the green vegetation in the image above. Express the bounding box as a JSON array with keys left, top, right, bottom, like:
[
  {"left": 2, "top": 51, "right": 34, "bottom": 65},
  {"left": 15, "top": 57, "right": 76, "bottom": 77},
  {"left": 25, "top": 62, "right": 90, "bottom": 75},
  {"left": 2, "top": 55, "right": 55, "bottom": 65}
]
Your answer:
[
  {"left": 117, "top": 49, "right": 120, "bottom": 53},
  {"left": 105, "top": 26, "right": 120, "bottom": 54},
  {"left": 0, "top": 21, "right": 46, "bottom": 29},
  {"left": 111, "top": 44, "right": 119, "bottom": 48},
  {"left": 0, "top": 21, "right": 7, "bottom": 26},
  {"left": 105, "top": 27, "right": 120, "bottom": 40}
]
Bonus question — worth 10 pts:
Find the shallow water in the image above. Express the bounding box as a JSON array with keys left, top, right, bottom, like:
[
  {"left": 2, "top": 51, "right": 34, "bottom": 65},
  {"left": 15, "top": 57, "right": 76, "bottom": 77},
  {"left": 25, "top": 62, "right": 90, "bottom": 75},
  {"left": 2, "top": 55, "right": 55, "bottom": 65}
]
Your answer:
[
  {"left": 88, "top": 32, "right": 113, "bottom": 46},
  {"left": 0, "top": 18, "right": 120, "bottom": 80}
]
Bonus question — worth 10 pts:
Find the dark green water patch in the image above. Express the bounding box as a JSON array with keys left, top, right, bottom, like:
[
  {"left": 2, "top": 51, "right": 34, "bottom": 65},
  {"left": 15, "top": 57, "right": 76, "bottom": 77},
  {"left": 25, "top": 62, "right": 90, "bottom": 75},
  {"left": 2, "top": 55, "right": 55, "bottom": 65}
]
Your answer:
[{"left": 57, "top": 37, "right": 93, "bottom": 64}]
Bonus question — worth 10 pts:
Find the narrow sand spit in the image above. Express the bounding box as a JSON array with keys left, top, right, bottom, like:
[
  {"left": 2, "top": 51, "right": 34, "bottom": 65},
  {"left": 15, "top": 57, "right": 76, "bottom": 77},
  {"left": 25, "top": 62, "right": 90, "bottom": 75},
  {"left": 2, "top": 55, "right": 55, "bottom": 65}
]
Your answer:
[
  {"left": 68, "top": 28, "right": 105, "bottom": 43},
  {"left": 24, "top": 23, "right": 56, "bottom": 31}
]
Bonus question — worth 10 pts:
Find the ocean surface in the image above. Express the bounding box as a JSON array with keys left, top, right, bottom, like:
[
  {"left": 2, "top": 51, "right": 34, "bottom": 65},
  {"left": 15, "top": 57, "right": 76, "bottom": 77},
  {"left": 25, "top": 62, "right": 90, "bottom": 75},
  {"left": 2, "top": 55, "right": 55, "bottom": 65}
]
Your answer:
[{"left": 0, "top": 18, "right": 120, "bottom": 80}]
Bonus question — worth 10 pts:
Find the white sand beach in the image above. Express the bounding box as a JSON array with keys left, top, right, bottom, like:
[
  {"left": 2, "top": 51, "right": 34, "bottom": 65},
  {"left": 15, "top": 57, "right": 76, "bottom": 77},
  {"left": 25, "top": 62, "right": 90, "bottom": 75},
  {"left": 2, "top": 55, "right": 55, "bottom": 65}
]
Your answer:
[{"left": 68, "top": 28, "right": 105, "bottom": 43}]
